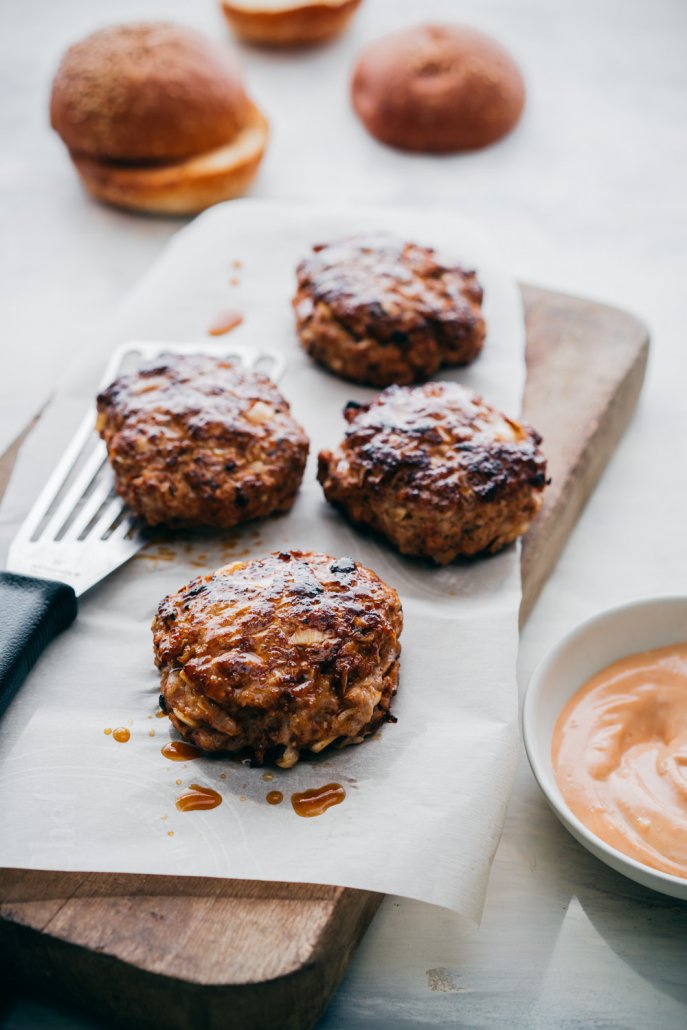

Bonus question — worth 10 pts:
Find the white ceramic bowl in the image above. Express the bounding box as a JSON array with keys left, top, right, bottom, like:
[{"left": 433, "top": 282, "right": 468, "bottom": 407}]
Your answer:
[{"left": 523, "top": 596, "right": 687, "bottom": 900}]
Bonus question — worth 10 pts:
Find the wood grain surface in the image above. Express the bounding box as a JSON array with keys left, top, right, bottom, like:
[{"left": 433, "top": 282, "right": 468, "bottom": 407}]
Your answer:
[{"left": 0, "top": 286, "right": 649, "bottom": 1030}]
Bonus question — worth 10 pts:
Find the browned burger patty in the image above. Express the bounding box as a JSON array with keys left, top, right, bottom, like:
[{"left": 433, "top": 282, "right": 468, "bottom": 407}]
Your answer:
[
  {"left": 318, "top": 382, "right": 548, "bottom": 563},
  {"left": 292, "top": 234, "right": 486, "bottom": 386},
  {"left": 152, "top": 550, "right": 403, "bottom": 766},
  {"left": 96, "top": 354, "right": 308, "bottom": 528}
]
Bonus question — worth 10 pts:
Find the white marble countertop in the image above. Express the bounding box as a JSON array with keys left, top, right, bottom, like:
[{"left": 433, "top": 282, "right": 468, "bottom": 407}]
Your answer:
[{"left": 2, "top": 0, "right": 687, "bottom": 1026}]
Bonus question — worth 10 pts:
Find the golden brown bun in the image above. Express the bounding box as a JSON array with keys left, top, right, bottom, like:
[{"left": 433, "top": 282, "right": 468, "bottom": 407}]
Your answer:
[
  {"left": 50, "top": 21, "right": 269, "bottom": 213},
  {"left": 69, "top": 103, "right": 269, "bottom": 215},
  {"left": 51, "top": 22, "right": 251, "bottom": 162},
  {"left": 221, "top": 0, "right": 362, "bottom": 47},
  {"left": 351, "top": 23, "right": 525, "bottom": 153}
]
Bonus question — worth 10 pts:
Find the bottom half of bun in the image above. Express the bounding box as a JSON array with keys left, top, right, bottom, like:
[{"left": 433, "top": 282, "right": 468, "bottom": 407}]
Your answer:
[
  {"left": 221, "top": 0, "right": 361, "bottom": 46},
  {"left": 70, "top": 104, "right": 268, "bottom": 215}
]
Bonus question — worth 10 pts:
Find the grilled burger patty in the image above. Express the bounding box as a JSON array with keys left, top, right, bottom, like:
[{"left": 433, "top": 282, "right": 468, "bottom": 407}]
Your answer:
[
  {"left": 318, "top": 381, "right": 548, "bottom": 563},
  {"left": 153, "top": 550, "right": 403, "bottom": 767},
  {"left": 293, "top": 234, "right": 486, "bottom": 386},
  {"left": 96, "top": 353, "right": 308, "bottom": 529}
]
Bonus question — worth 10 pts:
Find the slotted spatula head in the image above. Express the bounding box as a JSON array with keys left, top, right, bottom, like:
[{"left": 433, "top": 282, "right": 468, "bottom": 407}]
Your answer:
[{"left": 7, "top": 341, "right": 285, "bottom": 596}]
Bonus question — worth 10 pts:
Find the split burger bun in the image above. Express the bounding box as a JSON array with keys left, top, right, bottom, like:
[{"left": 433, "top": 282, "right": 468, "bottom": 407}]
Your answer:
[
  {"left": 221, "top": 0, "right": 363, "bottom": 47},
  {"left": 351, "top": 23, "right": 525, "bottom": 153},
  {"left": 50, "top": 22, "right": 268, "bottom": 214}
]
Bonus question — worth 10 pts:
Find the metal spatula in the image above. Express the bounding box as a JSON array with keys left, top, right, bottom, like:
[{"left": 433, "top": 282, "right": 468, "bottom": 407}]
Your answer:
[{"left": 0, "top": 340, "right": 285, "bottom": 712}]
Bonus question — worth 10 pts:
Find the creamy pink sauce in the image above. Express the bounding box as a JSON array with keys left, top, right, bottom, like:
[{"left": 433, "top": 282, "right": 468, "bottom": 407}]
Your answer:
[{"left": 552, "top": 642, "right": 687, "bottom": 878}]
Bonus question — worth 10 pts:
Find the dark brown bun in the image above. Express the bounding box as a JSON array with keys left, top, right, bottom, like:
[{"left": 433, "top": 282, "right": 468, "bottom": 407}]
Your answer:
[
  {"left": 50, "top": 22, "right": 268, "bottom": 213},
  {"left": 351, "top": 23, "right": 525, "bottom": 153},
  {"left": 221, "top": 0, "right": 362, "bottom": 47}
]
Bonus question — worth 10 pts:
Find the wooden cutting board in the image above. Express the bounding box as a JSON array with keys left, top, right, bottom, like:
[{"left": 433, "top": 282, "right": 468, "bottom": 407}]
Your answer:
[{"left": 0, "top": 286, "right": 649, "bottom": 1030}]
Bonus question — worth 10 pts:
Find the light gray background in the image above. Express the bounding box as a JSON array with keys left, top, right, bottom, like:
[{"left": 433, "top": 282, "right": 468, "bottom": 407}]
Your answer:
[{"left": 1, "top": 0, "right": 686, "bottom": 1027}]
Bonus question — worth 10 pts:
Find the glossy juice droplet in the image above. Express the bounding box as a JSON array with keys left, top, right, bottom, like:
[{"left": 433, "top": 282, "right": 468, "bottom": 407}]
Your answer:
[
  {"left": 266, "top": 791, "right": 283, "bottom": 806},
  {"left": 103, "top": 728, "right": 112, "bottom": 736},
  {"left": 175, "top": 784, "right": 223, "bottom": 812},
  {"left": 291, "top": 784, "right": 346, "bottom": 818},
  {"left": 112, "top": 727, "right": 130, "bottom": 743},
  {"left": 161, "top": 741, "right": 203, "bottom": 761},
  {"left": 208, "top": 309, "right": 244, "bottom": 336}
]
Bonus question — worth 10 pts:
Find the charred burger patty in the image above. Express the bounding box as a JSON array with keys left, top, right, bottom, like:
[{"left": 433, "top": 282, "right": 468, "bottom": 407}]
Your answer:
[
  {"left": 96, "top": 353, "right": 308, "bottom": 529},
  {"left": 293, "top": 233, "right": 486, "bottom": 386},
  {"left": 318, "top": 381, "right": 547, "bottom": 563},
  {"left": 153, "top": 550, "right": 403, "bottom": 767}
]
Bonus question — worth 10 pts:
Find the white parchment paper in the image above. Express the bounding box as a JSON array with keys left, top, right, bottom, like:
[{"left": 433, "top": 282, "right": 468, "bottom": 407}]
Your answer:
[{"left": 0, "top": 201, "right": 525, "bottom": 917}]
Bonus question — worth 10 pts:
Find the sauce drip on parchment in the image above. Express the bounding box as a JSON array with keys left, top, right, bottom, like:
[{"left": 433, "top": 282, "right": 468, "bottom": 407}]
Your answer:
[
  {"left": 266, "top": 791, "right": 284, "bottom": 806},
  {"left": 112, "top": 727, "right": 130, "bottom": 743},
  {"left": 208, "top": 309, "right": 244, "bottom": 336},
  {"left": 291, "top": 783, "right": 346, "bottom": 818},
  {"left": 175, "top": 784, "right": 223, "bottom": 812},
  {"left": 161, "top": 741, "right": 203, "bottom": 762}
]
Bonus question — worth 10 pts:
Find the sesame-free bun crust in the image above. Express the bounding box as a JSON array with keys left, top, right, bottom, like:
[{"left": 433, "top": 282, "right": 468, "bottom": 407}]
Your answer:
[
  {"left": 221, "top": 0, "right": 362, "bottom": 47},
  {"left": 70, "top": 102, "right": 269, "bottom": 215},
  {"left": 352, "top": 23, "right": 525, "bottom": 153},
  {"left": 50, "top": 22, "right": 250, "bottom": 162}
]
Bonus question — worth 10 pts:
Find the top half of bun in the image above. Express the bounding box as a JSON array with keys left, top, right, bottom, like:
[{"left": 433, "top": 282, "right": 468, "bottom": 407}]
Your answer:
[
  {"left": 50, "top": 21, "right": 251, "bottom": 162},
  {"left": 351, "top": 23, "right": 525, "bottom": 153}
]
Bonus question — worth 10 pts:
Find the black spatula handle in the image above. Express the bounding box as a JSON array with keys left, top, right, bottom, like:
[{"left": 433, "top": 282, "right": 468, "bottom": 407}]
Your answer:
[{"left": 0, "top": 572, "right": 77, "bottom": 714}]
